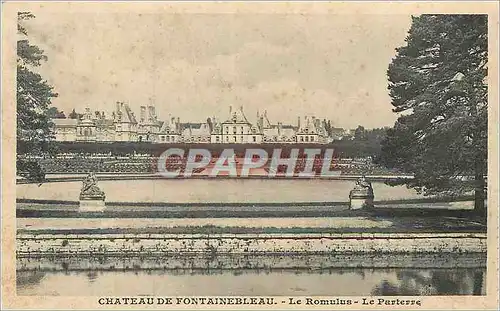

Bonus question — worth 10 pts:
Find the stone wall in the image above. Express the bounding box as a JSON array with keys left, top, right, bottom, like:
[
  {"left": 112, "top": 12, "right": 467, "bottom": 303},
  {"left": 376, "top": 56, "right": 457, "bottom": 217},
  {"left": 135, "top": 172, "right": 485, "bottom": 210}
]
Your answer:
[
  {"left": 17, "top": 232, "right": 487, "bottom": 256},
  {"left": 17, "top": 253, "right": 486, "bottom": 272}
]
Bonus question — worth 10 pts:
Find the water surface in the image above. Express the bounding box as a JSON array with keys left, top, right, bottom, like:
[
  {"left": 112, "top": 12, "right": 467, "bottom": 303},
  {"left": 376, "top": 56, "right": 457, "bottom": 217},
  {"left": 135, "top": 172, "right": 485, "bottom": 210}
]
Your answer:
[
  {"left": 17, "top": 267, "right": 485, "bottom": 296},
  {"left": 17, "top": 179, "right": 423, "bottom": 203}
]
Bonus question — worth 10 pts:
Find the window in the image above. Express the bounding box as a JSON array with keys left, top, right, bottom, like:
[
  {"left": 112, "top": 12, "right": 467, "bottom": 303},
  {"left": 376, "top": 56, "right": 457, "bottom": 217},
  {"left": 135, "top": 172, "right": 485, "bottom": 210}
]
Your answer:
[
  {"left": 233, "top": 126, "right": 237, "bottom": 134},
  {"left": 305, "top": 136, "right": 309, "bottom": 142},
  {"left": 216, "top": 136, "right": 220, "bottom": 142},
  {"left": 240, "top": 126, "right": 244, "bottom": 134},
  {"left": 253, "top": 136, "right": 256, "bottom": 142},
  {"left": 300, "top": 136, "right": 304, "bottom": 142},
  {"left": 165, "top": 136, "right": 169, "bottom": 142},
  {"left": 233, "top": 136, "right": 236, "bottom": 142},
  {"left": 240, "top": 136, "right": 243, "bottom": 142},
  {"left": 310, "top": 136, "right": 314, "bottom": 141},
  {"left": 226, "top": 136, "right": 229, "bottom": 142},
  {"left": 225, "top": 126, "right": 228, "bottom": 134}
]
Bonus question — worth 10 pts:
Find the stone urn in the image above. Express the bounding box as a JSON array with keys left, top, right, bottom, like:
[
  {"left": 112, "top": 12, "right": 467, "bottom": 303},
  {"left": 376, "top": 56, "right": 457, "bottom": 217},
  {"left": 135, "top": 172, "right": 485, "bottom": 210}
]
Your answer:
[
  {"left": 349, "top": 176, "right": 374, "bottom": 210},
  {"left": 79, "top": 172, "right": 106, "bottom": 212}
]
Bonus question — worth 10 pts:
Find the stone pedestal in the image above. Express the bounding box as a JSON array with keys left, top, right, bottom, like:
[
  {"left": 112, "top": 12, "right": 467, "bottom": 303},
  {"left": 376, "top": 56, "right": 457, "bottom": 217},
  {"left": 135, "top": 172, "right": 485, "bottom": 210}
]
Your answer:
[
  {"left": 349, "top": 188, "right": 374, "bottom": 210},
  {"left": 79, "top": 194, "right": 106, "bottom": 212}
]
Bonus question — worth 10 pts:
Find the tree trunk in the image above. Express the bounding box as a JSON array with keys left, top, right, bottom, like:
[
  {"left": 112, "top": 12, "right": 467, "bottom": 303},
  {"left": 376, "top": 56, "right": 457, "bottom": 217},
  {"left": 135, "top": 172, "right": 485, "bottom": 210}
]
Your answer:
[
  {"left": 472, "top": 271, "right": 484, "bottom": 295},
  {"left": 474, "top": 170, "right": 486, "bottom": 214}
]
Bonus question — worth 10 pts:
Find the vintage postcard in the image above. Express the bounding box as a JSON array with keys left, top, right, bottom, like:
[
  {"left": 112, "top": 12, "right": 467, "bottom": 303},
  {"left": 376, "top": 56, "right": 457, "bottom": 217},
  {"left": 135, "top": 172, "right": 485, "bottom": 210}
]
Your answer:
[{"left": 1, "top": 1, "right": 499, "bottom": 310}]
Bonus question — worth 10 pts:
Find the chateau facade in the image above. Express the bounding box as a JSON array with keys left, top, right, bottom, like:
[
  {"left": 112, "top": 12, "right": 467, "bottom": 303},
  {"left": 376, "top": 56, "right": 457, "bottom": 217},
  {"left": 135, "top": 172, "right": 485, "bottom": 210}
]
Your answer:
[{"left": 52, "top": 103, "right": 331, "bottom": 144}]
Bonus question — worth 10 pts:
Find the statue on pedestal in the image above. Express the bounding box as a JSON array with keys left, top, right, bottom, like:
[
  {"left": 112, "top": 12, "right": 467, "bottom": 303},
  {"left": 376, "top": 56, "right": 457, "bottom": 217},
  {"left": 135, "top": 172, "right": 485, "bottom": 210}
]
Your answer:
[
  {"left": 353, "top": 175, "right": 374, "bottom": 195},
  {"left": 349, "top": 175, "right": 374, "bottom": 209},
  {"left": 79, "top": 172, "right": 105, "bottom": 201}
]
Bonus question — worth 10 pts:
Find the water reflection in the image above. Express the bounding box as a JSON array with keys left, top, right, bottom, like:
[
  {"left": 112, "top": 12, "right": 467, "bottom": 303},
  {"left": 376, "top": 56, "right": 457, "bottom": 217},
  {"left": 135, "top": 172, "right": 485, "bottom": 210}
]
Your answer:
[
  {"left": 86, "top": 271, "right": 99, "bottom": 283},
  {"left": 371, "top": 270, "right": 485, "bottom": 296},
  {"left": 16, "top": 271, "right": 46, "bottom": 288},
  {"left": 17, "top": 267, "right": 485, "bottom": 296}
]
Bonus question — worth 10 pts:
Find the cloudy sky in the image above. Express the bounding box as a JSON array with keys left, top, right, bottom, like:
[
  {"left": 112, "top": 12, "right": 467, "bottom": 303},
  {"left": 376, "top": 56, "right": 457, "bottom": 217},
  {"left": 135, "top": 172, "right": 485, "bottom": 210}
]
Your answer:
[{"left": 23, "top": 12, "right": 412, "bottom": 129}]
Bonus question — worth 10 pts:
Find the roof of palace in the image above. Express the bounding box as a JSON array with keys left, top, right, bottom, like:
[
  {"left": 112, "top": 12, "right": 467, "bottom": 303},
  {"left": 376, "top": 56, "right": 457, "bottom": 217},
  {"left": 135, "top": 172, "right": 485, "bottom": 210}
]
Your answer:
[
  {"left": 263, "top": 127, "right": 296, "bottom": 137},
  {"left": 94, "top": 119, "right": 115, "bottom": 127},
  {"left": 181, "top": 123, "right": 212, "bottom": 137},
  {"left": 223, "top": 107, "right": 250, "bottom": 124},
  {"left": 117, "top": 103, "right": 137, "bottom": 124}
]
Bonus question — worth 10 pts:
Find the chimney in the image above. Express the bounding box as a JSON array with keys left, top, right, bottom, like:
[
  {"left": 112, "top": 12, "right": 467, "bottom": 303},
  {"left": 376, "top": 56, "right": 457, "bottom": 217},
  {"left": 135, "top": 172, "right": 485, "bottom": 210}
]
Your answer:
[
  {"left": 297, "top": 116, "right": 301, "bottom": 128},
  {"left": 207, "top": 118, "right": 213, "bottom": 132},
  {"left": 148, "top": 105, "right": 156, "bottom": 122},
  {"left": 278, "top": 122, "right": 282, "bottom": 135},
  {"left": 177, "top": 117, "right": 180, "bottom": 132},
  {"left": 229, "top": 106, "right": 232, "bottom": 114},
  {"left": 140, "top": 106, "right": 146, "bottom": 123},
  {"left": 116, "top": 102, "right": 121, "bottom": 113}
]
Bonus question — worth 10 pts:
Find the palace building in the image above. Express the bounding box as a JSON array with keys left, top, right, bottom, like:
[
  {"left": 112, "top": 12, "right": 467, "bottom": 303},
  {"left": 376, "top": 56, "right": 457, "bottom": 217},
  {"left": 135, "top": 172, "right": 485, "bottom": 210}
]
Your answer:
[{"left": 52, "top": 103, "right": 332, "bottom": 144}]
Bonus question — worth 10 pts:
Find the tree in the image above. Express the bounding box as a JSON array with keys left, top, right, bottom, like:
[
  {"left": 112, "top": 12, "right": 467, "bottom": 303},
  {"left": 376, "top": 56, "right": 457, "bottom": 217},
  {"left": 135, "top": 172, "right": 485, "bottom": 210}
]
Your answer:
[
  {"left": 379, "top": 15, "right": 487, "bottom": 212},
  {"left": 17, "top": 12, "right": 58, "bottom": 182},
  {"left": 354, "top": 125, "right": 366, "bottom": 140},
  {"left": 69, "top": 108, "right": 79, "bottom": 119},
  {"left": 46, "top": 107, "right": 65, "bottom": 119}
]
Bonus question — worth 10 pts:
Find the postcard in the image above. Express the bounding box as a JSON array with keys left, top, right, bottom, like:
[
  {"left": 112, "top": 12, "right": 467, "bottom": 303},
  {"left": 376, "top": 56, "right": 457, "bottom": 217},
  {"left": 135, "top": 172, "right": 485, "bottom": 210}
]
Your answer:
[{"left": 2, "top": 1, "right": 499, "bottom": 310}]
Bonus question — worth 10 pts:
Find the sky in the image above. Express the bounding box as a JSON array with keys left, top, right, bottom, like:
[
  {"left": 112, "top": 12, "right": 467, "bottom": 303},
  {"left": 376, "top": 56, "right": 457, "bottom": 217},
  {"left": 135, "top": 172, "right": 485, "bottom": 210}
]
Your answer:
[{"left": 23, "top": 12, "right": 412, "bottom": 129}]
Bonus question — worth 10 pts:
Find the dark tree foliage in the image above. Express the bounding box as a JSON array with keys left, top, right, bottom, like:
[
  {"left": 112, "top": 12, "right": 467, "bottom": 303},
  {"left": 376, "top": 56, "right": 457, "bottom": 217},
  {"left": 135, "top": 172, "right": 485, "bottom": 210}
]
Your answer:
[
  {"left": 379, "top": 15, "right": 487, "bottom": 212},
  {"left": 68, "top": 108, "right": 83, "bottom": 120},
  {"left": 17, "top": 12, "right": 58, "bottom": 182},
  {"left": 46, "top": 107, "right": 66, "bottom": 119}
]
